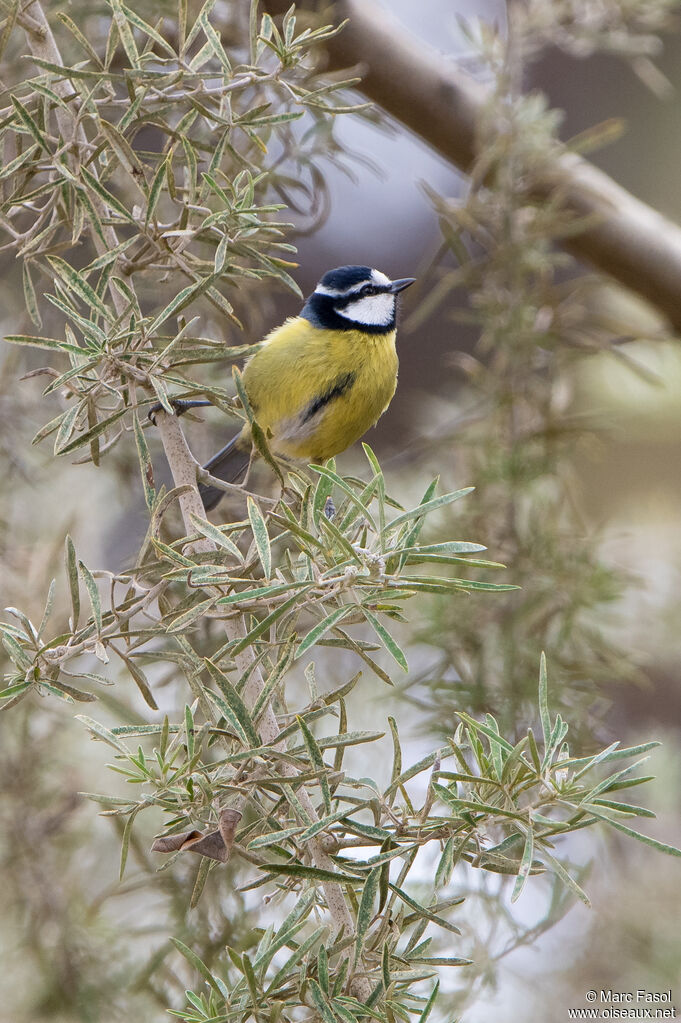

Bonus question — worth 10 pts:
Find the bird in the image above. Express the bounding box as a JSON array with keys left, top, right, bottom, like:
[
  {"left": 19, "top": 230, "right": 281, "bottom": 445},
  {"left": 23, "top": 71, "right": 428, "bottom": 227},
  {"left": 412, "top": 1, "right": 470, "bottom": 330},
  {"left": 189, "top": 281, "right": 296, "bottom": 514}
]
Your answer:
[{"left": 157, "top": 265, "right": 415, "bottom": 510}]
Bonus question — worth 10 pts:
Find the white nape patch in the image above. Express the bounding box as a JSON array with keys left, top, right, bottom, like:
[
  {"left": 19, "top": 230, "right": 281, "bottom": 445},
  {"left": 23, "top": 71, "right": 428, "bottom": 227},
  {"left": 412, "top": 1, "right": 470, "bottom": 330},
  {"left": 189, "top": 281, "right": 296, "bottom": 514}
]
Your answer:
[
  {"left": 336, "top": 292, "right": 395, "bottom": 327},
  {"left": 314, "top": 283, "right": 346, "bottom": 297},
  {"left": 370, "top": 268, "right": 392, "bottom": 288}
]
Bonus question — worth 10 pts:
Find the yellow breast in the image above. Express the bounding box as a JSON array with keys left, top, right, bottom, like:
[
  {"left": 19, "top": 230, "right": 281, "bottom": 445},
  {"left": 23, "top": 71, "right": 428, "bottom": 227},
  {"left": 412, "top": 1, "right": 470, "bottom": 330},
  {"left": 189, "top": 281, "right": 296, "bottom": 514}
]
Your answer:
[{"left": 241, "top": 317, "right": 399, "bottom": 462}]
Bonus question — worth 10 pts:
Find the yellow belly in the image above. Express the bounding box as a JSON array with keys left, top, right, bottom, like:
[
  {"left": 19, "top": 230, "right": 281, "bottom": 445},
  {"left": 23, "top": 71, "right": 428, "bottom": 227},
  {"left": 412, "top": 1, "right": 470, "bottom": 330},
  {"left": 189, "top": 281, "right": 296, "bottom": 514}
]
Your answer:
[{"left": 241, "top": 317, "right": 398, "bottom": 462}]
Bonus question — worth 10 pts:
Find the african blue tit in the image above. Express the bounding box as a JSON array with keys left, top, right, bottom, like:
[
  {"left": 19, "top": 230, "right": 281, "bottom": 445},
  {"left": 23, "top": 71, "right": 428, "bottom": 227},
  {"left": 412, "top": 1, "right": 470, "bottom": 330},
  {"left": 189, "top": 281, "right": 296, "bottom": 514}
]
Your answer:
[{"left": 170, "top": 265, "right": 415, "bottom": 510}]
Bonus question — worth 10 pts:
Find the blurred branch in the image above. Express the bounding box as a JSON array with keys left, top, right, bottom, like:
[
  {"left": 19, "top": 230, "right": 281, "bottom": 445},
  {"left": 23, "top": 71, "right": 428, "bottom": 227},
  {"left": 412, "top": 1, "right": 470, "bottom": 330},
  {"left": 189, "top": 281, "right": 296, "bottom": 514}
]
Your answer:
[{"left": 264, "top": 0, "right": 681, "bottom": 331}]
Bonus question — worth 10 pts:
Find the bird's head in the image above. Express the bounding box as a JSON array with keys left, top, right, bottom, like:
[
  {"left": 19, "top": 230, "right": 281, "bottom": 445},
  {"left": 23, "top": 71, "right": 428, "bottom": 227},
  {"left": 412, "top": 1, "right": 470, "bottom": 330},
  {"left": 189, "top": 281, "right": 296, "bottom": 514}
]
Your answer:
[{"left": 301, "top": 266, "right": 415, "bottom": 334}]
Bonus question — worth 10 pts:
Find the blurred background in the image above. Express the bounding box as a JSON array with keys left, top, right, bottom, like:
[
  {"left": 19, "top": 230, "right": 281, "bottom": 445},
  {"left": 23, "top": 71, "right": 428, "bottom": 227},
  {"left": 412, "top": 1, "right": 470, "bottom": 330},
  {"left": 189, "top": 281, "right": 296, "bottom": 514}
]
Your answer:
[{"left": 1, "top": 1, "right": 680, "bottom": 1020}]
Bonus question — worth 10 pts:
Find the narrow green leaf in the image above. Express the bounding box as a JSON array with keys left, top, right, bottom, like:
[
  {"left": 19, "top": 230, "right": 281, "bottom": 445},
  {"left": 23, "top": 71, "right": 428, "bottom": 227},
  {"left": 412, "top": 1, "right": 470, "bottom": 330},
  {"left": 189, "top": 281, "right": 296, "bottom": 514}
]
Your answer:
[
  {"left": 0, "top": 681, "right": 32, "bottom": 704},
  {"left": 388, "top": 716, "right": 402, "bottom": 805},
  {"left": 46, "top": 679, "right": 96, "bottom": 703},
  {"left": 120, "top": 806, "right": 141, "bottom": 879},
  {"left": 388, "top": 883, "right": 462, "bottom": 935},
  {"left": 527, "top": 728, "right": 541, "bottom": 773},
  {"left": 252, "top": 637, "right": 295, "bottom": 721},
  {"left": 590, "top": 797, "right": 655, "bottom": 818},
  {"left": 78, "top": 561, "right": 101, "bottom": 633},
  {"left": 56, "top": 12, "right": 105, "bottom": 66},
  {"left": 145, "top": 154, "right": 168, "bottom": 225},
  {"left": 263, "top": 925, "right": 326, "bottom": 997},
  {"left": 398, "top": 541, "right": 487, "bottom": 557},
  {"left": 297, "top": 716, "right": 331, "bottom": 814},
  {"left": 580, "top": 803, "right": 681, "bottom": 857},
  {"left": 22, "top": 261, "right": 42, "bottom": 327},
  {"left": 260, "top": 862, "right": 357, "bottom": 884},
  {"left": 76, "top": 715, "right": 128, "bottom": 751},
  {"left": 147, "top": 279, "right": 210, "bottom": 335},
  {"left": 83, "top": 236, "right": 137, "bottom": 273},
  {"left": 240, "top": 110, "right": 304, "bottom": 127},
  {"left": 539, "top": 847, "right": 590, "bottom": 906},
  {"left": 233, "top": 366, "right": 285, "bottom": 485},
  {"left": 296, "top": 605, "right": 354, "bottom": 660},
  {"left": 185, "top": 703, "right": 195, "bottom": 759},
  {"left": 5, "top": 334, "right": 83, "bottom": 354},
  {"left": 268, "top": 510, "right": 324, "bottom": 552},
  {"left": 361, "top": 607, "right": 408, "bottom": 672},
  {"left": 309, "top": 465, "right": 377, "bottom": 531},
  {"left": 511, "top": 827, "right": 535, "bottom": 903},
  {"left": 456, "top": 712, "right": 516, "bottom": 754},
  {"left": 0, "top": 143, "right": 39, "bottom": 182},
  {"left": 111, "top": 0, "right": 140, "bottom": 67},
  {"left": 418, "top": 981, "right": 440, "bottom": 1023},
  {"left": 248, "top": 825, "right": 305, "bottom": 849},
  {"left": 80, "top": 165, "right": 135, "bottom": 223},
  {"left": 539, "top": 652, "right": 551, "bottom": 747},
  {"left": 200, "top": 10, "right": 232, "bottom": 72},
  {"left": 434, "top": 837, "right": 456, "bottom": 889},
  {"left": 386, "top": 487, "right": 474, "bottom": 531},
  {"left": 312, "top": 461, "right": 335, "bottom": 527},
  {"left": 317, "top": 513, "right": 361, "bottom": 563},
  {"left": 189, "top": 513, "right": 243, "bottom": 560},
  {"left": 309, "top": 980, "right": 338, "bottom": 1023},
  {"left": 56, "top": 406, "right": 128, "bottom": 456},
  {"left": 179, "top": 132, "right": 198, "bottom": 200},
  {"left": 54, "top": 403, "right": 80, "bottom": 454},
  {"left": 204, "top": 658, "right": 260, "bottom": 747},
  {"left": 247, "top": 497, "right": 271, "bottom": 578},
  {"left": 170, "top": 939, "right": 223, "bottom": 997},
  {"left": 190, "top": 856, "right": 213, "bottom": 908},
  {"left": 249, "top": 0, "right": 259, "bottom": 63},
  {"left": 216, "top": 581, "right": 308, "bottom": 606},
  {"left": 384, "top": 749, "right": 445, "bottom": 798},
  {"left": 231, "top": 587, "right": 313, "bottom": 656},
  {"left": 409, "top": 955, "right": 472, "bottom": 967},
  {"left": 133, "top": 411, "right": 155, "bottom": 510},
  {"left": 204, "top": 688, "right": 247, "bottom": 745},
  {"left": 47, "top": 256, "right": 112, "bottom": 321},
  {"left": 355, "top": 865, "right": 381, "bottom": 961},
  {"left": 99, "top": 117, "right": 143, "bottom": 175},
  {"left": 565, "top": 741, "right": 661, "bottom": 770},
  {"left": 166, "top": 597, "right": 216, "bottom": 633},
  {"left": 318, "top": 944, "right": 329, "bottom": 995},
  {"left": 298, "top": 803, "right": 367, "bottom": 843},
  {"left": 64, "top": 535, "right": 80, "bottom": 627},
  {"left": 242, "top": 952, "right": 258, "bottom": 1006},
  {"left": 10, "top": 95, "right": 50, "bottom": 151},
  {"left": 119, "top": 4, "right": 176, "bottom": 55},
  {"left": 2, "top": 634, "right": 32, "bottom": 670}
]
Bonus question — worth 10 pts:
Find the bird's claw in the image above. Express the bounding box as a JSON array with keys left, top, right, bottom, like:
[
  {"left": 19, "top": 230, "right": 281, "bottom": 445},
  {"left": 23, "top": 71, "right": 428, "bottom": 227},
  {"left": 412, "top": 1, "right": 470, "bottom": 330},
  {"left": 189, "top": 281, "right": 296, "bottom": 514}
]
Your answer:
[{"left": 148, "top": 398, "right": 212, "bottom": 425}]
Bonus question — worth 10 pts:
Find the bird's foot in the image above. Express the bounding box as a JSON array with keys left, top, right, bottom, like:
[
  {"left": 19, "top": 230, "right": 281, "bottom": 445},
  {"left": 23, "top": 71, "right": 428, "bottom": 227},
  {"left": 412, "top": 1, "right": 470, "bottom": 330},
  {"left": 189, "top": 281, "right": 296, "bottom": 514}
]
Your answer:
[{"left": 148, "top": 398, "right": 212, "bottom": 425}]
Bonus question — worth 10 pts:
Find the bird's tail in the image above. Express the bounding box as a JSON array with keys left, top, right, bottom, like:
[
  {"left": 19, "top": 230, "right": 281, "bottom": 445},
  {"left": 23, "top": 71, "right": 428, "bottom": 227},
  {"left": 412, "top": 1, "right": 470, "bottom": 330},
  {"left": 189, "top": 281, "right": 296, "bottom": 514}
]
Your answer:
[{"left": 199, "top": 434, "right": 251, "bottom": 510}]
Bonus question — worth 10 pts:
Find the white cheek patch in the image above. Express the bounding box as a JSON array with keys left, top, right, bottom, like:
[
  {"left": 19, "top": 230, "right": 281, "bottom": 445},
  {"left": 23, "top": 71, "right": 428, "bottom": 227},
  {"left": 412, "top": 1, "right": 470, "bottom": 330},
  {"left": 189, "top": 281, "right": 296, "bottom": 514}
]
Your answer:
[{"left": 337, "top": 292, "right": 395, "bottom": 326}]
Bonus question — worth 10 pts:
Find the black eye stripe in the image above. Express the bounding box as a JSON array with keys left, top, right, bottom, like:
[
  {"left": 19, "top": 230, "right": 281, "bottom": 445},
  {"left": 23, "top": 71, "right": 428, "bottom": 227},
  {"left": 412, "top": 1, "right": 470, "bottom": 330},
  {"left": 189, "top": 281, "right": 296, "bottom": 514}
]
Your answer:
[
  {"left": 337, "top": 284, "right": 387, "bottom": 305},
  {"left": 353, "top": 284, "right": 384, "bottom": 297}
]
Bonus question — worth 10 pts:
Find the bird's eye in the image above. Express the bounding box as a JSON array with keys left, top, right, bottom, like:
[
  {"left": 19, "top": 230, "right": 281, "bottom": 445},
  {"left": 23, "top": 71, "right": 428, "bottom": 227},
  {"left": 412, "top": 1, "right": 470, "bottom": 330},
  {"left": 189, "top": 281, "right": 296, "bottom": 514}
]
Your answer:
[{"left": 360, "top": 285, "right": 377, "bottom": 296}]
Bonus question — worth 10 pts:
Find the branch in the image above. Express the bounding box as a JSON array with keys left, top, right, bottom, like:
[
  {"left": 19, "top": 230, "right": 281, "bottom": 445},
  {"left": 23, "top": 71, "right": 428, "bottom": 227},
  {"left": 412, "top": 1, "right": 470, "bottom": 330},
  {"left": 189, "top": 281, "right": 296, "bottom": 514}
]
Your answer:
[
  {"left": 263, "top": 0, "right": 681, "bottom": 331},
  {"left": 21, "top": 0, "right": 359, "bottom": 949}
]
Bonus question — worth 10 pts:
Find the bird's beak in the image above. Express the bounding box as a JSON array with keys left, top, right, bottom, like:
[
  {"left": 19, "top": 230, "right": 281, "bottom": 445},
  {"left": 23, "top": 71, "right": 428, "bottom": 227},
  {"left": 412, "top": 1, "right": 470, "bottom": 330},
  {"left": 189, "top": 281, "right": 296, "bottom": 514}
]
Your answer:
[{"left": 389, "top": 277, "right": 416, "bottom": 294}]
